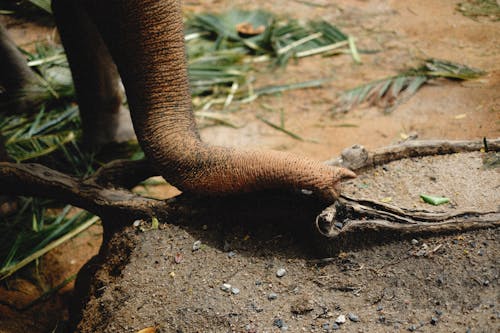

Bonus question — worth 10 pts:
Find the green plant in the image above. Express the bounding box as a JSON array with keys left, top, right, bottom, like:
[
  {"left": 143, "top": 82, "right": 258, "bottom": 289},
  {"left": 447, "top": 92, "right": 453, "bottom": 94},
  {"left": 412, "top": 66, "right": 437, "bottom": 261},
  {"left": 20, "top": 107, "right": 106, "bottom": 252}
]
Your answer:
[{"left": 337, "top": 59, "right": 485, "bottom": 113}]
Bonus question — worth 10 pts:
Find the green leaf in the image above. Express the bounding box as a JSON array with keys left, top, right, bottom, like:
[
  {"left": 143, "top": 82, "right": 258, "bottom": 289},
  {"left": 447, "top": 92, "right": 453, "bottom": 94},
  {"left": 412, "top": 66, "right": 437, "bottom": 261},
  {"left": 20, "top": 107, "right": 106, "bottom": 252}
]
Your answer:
[
  {"left": 151, "top": 217, "right": 159, "bottom": 230},
  {"left": 420, "top": 194, "right": 450, "bottom": 206},
  {"left": 337, "top": 58, "right": 485, "bottom": 112},
  {"left": 27, "top": 0, "right": 52, "bottom": 14}
]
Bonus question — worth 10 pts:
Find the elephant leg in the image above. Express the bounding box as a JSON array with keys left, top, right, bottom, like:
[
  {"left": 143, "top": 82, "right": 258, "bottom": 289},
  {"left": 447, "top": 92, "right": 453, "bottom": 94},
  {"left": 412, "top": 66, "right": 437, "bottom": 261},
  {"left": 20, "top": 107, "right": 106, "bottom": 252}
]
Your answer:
[
  {"left": 77, "top": 0, "right": 355, "bottom": 201},
  {"left": 0, "top": 24, "right": 38, "bottom": 113},
  {"left": 52, "top": 0, "right": 135, "bottom": 147}
]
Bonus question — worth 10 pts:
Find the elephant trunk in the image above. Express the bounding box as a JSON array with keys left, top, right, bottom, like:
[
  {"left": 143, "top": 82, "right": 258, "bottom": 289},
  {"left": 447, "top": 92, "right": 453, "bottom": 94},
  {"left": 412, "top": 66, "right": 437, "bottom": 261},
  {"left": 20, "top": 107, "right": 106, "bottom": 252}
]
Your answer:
[{"left": 85, "top": 0, "right": 354, "bottom": 201}]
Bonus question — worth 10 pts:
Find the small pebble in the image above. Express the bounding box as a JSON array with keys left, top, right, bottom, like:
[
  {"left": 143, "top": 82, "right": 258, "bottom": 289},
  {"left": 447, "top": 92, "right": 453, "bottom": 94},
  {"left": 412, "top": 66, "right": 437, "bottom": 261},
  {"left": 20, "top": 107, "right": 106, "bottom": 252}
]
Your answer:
[
  {"left": 408, "top": 324, "right": 417, "bottom": 332},
  {"left": 335, "top": 314, "right": 346, "bottom": 324},
  {"left": 334, "top": 222, "right": 343, "bottom": 229},
  {"left": 466, "top": 328, "right": 471, "bottom": 333},
  {"left": 377, "top": 305, "right": 384, "bottom": 311},
  {"left": 276, "top": 268, "right": 287, "bottom": 278},
  {"left": 268, "top": 292, "right": 278, "bottom": 300},
  {"left": 231, "top": 287, "right": 240, "bottom": 295},
  {"left": 331, "top": 323, "right": 340, "bottom": 330},
  {"left": 411, "top": 239, "right": 419, "bottom": 245},
  {"left": 348, "top": 313, "right": 359, "bottom": 322},
  {"left": 132, "top": 220, "right": 141, "bottom": 227},
  {"left": 483, "top": 280, "right": 490, "bottom": 286},
  {"left": 437, "top": 276, "right": 444, "bottom": 285},
  {"left": 220, "top": 283, "right": 231, "bottom": 292},
  {"left": 273, "top": 318, "right": 284, "bottom": 328},
  {"left": 255, "top": 280, "right": 262, "bottom": 286},
  {"left": 378, "top": 315, "right": 385, "bottom": 323},
  {"left": 228, "top": 251, "right": 237, "bottom": 258},
  {"left": 435, "top": 309, "right": 443, "bottom": 316},
  {"left": 192, "top": 240, "right": 202, "bottom": 251},
  {"left": 202, "top": 224, "right": 208, "bottom": 230},
  {"left": 322, "top": 323, "right": 329, "bottom": 330},
  {"left": 430, "top": 317, "right": 438, "bottom": 325}
]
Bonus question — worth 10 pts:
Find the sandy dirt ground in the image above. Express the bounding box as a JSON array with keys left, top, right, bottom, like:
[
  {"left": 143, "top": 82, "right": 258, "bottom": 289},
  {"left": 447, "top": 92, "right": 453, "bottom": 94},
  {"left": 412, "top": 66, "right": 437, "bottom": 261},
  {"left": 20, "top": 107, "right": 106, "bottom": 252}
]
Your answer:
[{"left": 0, "top": 0, "right": 498, "bottom": 332}]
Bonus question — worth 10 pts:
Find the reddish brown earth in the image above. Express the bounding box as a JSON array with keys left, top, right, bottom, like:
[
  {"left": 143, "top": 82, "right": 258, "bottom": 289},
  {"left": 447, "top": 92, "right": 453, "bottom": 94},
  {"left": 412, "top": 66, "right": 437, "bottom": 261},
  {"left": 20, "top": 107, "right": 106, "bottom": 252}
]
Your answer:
[{"left": 0, "top": 0, "right": 498, "bottom": 332}]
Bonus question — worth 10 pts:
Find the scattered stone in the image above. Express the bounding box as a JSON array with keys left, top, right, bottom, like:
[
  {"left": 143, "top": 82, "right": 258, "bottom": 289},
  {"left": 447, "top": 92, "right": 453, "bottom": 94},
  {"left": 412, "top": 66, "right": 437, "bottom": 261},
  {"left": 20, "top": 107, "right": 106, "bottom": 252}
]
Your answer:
[
  {"left": 276, "top": 268, "right": 287, "bottom": 278},
  {"left": 331, "top": 323, "right": 340, "bottom": 330},
  {"left": 251, "top": 303, "right": 263, "bottom": 313},
  {"left": 377, "top": 305, "right": 384, "bottom": 311},
  {"left": 255, "top": 280, "right": 262, "bottom": 286},
  {"left": 245, "top": 324, "right": 256, "bottom": 333},
  {"left": 411, "top": 239, "right": 419, "bottom": 245},
  {"left": 268, "top": 292, "right": 278, "bottom": 300},
  {"left": 436, "top": 276, "right": 444, "bottom": 285},
  {"left": 334, "top": 222, "right": 343, "bottom": 229},
  {"left": 322, "top": 323, "right": 329, "bottom": 331},
  {"left": 228, "top": 251, "right": 237, "bottom": 258},
  {"left": 231, "top": 287, "right": 240, "bottom": 295},
  {"left": 378, "top": 315, "right": 385, "bottom": 323},
  {"left": 290, "top": 296, "right": 314, "bottom": 314},
  {"left": 348, "top": 313, "right": 359, "bottom": 322},
  {"left": 132, "top": 220, "right": 141, "bottom": 227},
  {"left": 174, "top": 253, "right": 183, "bottom": 264},
  {"left": 483, "top": 280, "right": 490, "bottom": 286},
  {"left": 192, "top": 240, "right": 202, "bottom": 251},
  {"left": 435, "top": 309, "right": 443, "bottom": 316},
  {"left": 466, "top": 328, "right": 471, "bottom": 333},
  {"left": 273, "top": 318, "right": 285, "bottom": 328},
  {"left": 430, "top": 317, "right": 438, "bottom": 325},
  {"left": 407, "top": 324, "right": 417, "bottom": 332},
  {"left": 335, "top": 314, "right": 346, "bottom": 324},
  {"left": 220, "top": 283, "right": 231, "bottom": 292}
]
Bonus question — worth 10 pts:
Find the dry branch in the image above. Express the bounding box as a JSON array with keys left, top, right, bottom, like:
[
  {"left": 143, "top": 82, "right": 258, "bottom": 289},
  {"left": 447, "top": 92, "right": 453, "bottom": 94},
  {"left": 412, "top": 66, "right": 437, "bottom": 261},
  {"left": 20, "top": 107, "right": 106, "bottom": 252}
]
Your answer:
[
  {"left": 0, "top": 162, "right": 166, "bottom": 223},
  {"left": 327, "top": 138, "right": 499, "bottom": 170},
  {"left": 315, "top": 196, "right": 500, "bottom": 239}
]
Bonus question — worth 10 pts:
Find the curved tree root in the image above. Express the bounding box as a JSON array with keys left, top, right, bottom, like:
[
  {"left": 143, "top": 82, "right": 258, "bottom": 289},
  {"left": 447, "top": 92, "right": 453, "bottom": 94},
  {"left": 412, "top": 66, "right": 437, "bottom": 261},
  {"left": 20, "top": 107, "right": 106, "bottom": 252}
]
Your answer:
[
  {"left": 0, "top": 162, "right": 167, "bottom": 225},
  {"left": 327, "top": 138, "right": 499, "bottom": 170},
  {"left": 315, "top": 138, "right": 500, "bottom": 245},
  {"left": 316, "top": 197, "right": 499, "bottom": 239}
]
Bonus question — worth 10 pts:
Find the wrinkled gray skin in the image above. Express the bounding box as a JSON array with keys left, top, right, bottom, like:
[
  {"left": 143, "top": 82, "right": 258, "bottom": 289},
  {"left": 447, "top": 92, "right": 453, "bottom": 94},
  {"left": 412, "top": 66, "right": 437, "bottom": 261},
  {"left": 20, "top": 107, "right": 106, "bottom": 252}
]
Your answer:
[
  {"left": 51, "top": 0, "right": 355, "bottom": 201},
  {"left": 0, "top": 24, "right": 39, "bottom": 113}
]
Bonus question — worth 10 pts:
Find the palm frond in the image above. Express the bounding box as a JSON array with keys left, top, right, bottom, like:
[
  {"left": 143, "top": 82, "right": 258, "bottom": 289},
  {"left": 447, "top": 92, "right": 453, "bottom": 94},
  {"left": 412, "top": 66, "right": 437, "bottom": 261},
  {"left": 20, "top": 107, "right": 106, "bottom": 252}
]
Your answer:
[
  {"left": 6, "top": 131, "right": 75, "bottom": 162},
  {"left": 337, "top": 59, "right": 485, "bottom": 113},
  {"left": 187, "top": 10, "right": 354, "bottom": 66},
  {"left": 457, "top": 0, "right": 500, "bottom": 20},
  {"left": 0, "top": 201, "right": 97, "bottom": 279},
  {"left": 27, "top": 0, "right": 52, "bottom": 14}
]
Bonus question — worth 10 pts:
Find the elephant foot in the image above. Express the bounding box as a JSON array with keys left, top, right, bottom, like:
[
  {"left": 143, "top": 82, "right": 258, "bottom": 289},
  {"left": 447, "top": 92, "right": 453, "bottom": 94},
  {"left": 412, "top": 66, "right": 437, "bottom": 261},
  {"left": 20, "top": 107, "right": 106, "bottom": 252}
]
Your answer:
[{"left": 82, "top": 105, "right": 136, "bottom": 148}]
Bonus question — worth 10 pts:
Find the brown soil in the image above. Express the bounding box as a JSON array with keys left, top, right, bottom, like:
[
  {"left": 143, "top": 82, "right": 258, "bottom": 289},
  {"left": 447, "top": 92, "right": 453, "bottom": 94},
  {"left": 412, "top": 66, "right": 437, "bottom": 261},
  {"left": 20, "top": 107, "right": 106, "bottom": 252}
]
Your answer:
[
  {"left": 75, "top": 151, "right": 499, "bottom": 333},
  {"left": 0, "top": 0, "right": 499, "bottom": 332},
  {"left": 343, "top": 152, "right": 500, "bottom": 213}
]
